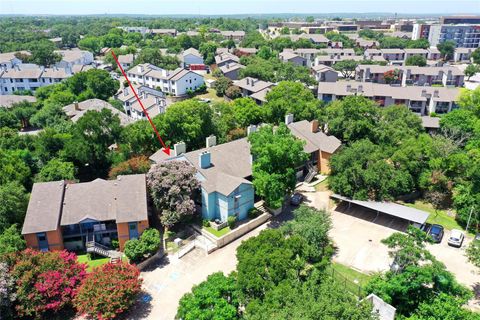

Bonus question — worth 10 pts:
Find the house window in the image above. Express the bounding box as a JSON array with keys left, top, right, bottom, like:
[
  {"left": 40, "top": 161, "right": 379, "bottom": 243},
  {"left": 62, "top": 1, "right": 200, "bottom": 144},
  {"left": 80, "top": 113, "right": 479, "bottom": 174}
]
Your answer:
[
  {"left": 128, "top": 222, "right": 139, "bottom": 240},
  {"left": 37, "top": 232, "right": 49, "bottom": 251}
]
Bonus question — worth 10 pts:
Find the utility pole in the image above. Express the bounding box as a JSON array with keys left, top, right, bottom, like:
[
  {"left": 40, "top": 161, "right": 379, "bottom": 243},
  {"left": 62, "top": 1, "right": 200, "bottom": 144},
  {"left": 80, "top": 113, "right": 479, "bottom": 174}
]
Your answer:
[{"left": 465, "top": 206, "right": 474, "bottom": 232}]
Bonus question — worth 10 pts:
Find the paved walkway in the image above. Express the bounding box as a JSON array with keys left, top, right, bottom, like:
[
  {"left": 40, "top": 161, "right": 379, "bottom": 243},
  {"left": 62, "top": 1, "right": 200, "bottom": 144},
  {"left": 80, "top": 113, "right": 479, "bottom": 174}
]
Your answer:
[{"left": 138, "top": 223, "right": 268, "bottom": 320}]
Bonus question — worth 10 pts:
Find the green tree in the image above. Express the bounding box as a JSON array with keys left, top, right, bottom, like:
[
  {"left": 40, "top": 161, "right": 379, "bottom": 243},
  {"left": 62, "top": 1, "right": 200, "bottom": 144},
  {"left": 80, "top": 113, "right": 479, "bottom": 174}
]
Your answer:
[
  {"left": 325, "top": 95, "right": 379, "bottom": 143},
  {"left": 134, "top": 47, "right": 180, "bottom": 70},
  {"left": 63, "top": 109, "right": 122, "bottom": 179},
  {"left": 437, "top": 40, "right": 456, "bottom": 61},
  {"left": 124, "top": 228, "right": 161, "bottom": 262},
  {"left": 176, "top": 272, "right": 239, "bottom": 320},
  {"left": 0, "top": 182, "right": 28, "bottom": 234},
  {"left": 231, "top": 97, "right": 263, "bottom": 127},
  {"left": 0, "top": 150, "right": 31, "bottom": 187},
  {"left": 329, "top": 139, "right": 414, "bottom": 200},
  {"left": 472, "top": 47, "right": 480, "bottom": 64},
  {"left": 464, "top": 64, "right": 480, "bottom": 81},
  {"left": 466, "top": 239, "right": 480, "bottom": 268},
  {"left": 10, "top": 101, "right": 37, "bottom": 129},
  {"left": 408, "top": 293, "right": 479, "bottom": 320},
  {"left": 405, "top": 55, "right": 427, "bottom": 66},
  {"left": 30, "top": 101, "right": 68, "bottom": 129},
  {"left": 78, "top": 36, "right": 103, "bottom": 54},
  {"left": 374, "top": 105, "right": 423, "bottom": 146},
  {"left": 214, "top": 76, "right": 233, "bottom": 97},
  {"left": 248, "top": 124, "right": 308, "bottom": 208},
  {"left": 65, "top": 69, "right": 120, "bottom": 101},
  {"left": 28, "top": 39, "right": 61, "bottom": 66},
  {"left": 332, "top": 59, "right": 358, "bottom": 78},
  {"left": 0, "top": 224, "right": 26, "bottom": 256},
  {"left": 263, "top": 81, "right": 321, "bottom": 124},
  {"left": 35, "top": 158, "right": 75, "bottom": 182},
  {"left": 156, "top": 99, "right": 218, "bottom": 150},
  {"left": 281, "top": 206, "right": 333, "bottom": 263}
]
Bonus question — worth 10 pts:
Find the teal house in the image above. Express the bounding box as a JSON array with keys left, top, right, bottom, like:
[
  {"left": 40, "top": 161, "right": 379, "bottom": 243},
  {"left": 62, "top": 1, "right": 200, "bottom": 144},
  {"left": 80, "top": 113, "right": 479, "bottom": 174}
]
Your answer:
[{"left": 150, "top": 136, "right": 255, "bottom": 222}]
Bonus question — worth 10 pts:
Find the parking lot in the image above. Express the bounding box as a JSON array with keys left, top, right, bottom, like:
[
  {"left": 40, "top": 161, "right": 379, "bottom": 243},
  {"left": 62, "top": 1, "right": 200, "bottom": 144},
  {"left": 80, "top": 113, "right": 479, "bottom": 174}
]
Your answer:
[{"left": 303, "top": 191, "right": 479, "bottom": 290}]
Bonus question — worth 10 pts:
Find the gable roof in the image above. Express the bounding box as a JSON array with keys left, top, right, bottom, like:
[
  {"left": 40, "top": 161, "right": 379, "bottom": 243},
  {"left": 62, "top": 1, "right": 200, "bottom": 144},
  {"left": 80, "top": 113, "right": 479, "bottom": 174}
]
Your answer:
[
  {"left": 0, "top": 95, "right": 36, "bottom": 108},
  {"left": 234, "top": 77, "right": 274, "bottom": 93},
  {"left": 22, "top": 181, "right": 66, "bottom": 234},
  {"left": 62, "top": 99, "right": 132, "bottom": 126},
  {"left": 183, "top": 48, "right": 202, "bottom": 57},
  {"left": 288, "top": 120, "right": 342, "bottom": 154}
]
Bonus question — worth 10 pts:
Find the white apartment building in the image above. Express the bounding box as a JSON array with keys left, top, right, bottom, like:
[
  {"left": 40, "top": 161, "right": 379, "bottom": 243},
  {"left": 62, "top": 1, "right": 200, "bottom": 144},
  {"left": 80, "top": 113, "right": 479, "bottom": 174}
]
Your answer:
[
  {"left": 55, "top": 49, "right": 94, "bottom": 69},
  {"left": 0, "top": 64, "right": 73, "bottom": 95},
  {"left": 126, "top": 63, "right": 204, "bottom": 97},
  {"left": 115, "top": 85, "right": 167, "bottom": 120}
]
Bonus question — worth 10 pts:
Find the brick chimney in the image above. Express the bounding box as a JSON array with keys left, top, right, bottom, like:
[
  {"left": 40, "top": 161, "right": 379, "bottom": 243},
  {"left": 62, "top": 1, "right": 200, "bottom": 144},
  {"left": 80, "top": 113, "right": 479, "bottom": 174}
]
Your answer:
[{"left": 311, "top": 119, "right": 319, "bottom": 133}]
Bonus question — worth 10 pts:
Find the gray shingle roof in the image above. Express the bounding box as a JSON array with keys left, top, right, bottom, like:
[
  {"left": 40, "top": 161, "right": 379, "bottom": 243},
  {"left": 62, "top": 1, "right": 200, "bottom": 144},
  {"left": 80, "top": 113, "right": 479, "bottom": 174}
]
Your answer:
[
  {"left": 0, "top": 95, "right": 36, "bottom": 108},
  {"left": 60, "top": 174, "right": 148, "bottom": 226},
  {"left": 63, "top": 99, "right": 132, "bottom": 126},
  {"left": 288, "top": 120, "right": 342, "bottom": 154},
  {"left": 22, "top": 181, "right": 66, "bottom": 234},
  {"left": 234, "top": 77, "right": 274, "bottom": 93}
]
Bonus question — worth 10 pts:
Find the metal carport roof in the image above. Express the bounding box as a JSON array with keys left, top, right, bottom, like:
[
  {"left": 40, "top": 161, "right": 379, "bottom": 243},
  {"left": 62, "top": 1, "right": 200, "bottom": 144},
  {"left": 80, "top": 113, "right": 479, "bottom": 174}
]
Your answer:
[{"left": 331, "top": 194, "right": 430, "bottom": 225}]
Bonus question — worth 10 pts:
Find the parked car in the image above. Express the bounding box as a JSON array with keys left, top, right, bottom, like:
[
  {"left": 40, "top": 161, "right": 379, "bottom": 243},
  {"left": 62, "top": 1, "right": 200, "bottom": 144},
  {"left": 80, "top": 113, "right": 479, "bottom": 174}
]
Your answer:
[
  {"left": 290, "top": 193, "right": 303, "bottom": 206},
  {"left": 447, "top": 229, "right": 465, "bottom": 248},
  {"left": 427, "top": 224, "right": 444, "bottom": 243},
  {"left": 420, "top": 223, "right": 431, "bottom": 233}
]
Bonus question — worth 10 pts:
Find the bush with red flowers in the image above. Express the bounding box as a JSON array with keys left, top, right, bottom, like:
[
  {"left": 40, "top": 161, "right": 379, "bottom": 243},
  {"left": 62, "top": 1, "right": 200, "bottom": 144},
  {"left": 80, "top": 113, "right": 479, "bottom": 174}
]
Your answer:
[
  {"left": 73, "top": 262, "right": 142, "bottom": 320},
  {"left": 8, "top": 249, "right": 86, "bottom": 318}
]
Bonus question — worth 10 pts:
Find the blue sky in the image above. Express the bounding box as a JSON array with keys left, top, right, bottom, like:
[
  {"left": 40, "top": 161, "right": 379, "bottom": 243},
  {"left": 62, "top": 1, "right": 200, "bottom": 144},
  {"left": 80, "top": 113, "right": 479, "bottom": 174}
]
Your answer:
[{"left": 1, "top": 0, "right": 479, "bottom": 15}]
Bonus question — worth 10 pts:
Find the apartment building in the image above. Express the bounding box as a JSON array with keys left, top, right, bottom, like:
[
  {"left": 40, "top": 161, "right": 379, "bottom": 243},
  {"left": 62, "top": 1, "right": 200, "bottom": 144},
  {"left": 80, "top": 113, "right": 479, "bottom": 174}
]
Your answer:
[
  {"left": 279, "top": 51, "right": 307, "bottom": 66},
  {"left": 126, "top": 63, "right": 204, "bottom": 97},
  {"left": 0, "top": 64, "right": 73, "bottom": 95},
  {"left": 149, "top": 119, "right": 341, "bottom": 222},
  {"left": 453, "top": 47, "right": 475, "bottom": 62},
  {"left": 149, "top": 29, "right": 177, "bottom": 37},
  {"left": 115, "top": 84, "right": 167, "bottom": 119},
  {"left": 117, "top": 54, "right": 135, "bottom": 69},
  {"left": 215, "top": 52, "right": 240, "bottom": 68},
  {"left": 219, "top": 62, "right": 245, "bottom": 80},
  {"left": 22, "top": 174, "right": 149, "bottom": 252},
  {"left": 181, "top": 48, "right": 204, "bottom": 67},
  {"left": 0, "top": 51, "right": 29, "bottom": 69},
  {"left": 220, "top": 31, "right": 245, "bottom": 42},
  {"left": 233, "top": 77, "right": 274, "bottom": 99},
  {"left": 318, "top": 81, "right": 460, "bottom": 115},
  {"left": 412, "top": 23, "right": 480, "bottom": 48},
  {"left": 55, "top": 49, "right": 94, "bottom": 69},
  {"left": 312, "top": 64, "right": 338, "bottom": 82},
  {"left": 63, "top": 99, "right": 133, "bottom": 126},
  {"left": 355, "top": 65, "right": 464, "bottom": 87}
]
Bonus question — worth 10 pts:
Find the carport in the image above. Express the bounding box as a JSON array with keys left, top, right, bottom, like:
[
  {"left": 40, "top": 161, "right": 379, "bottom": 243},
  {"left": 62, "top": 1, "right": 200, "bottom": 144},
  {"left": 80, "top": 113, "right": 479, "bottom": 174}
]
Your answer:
[{"left": 331, "top": 194, "right": 430, "bottom": 226}]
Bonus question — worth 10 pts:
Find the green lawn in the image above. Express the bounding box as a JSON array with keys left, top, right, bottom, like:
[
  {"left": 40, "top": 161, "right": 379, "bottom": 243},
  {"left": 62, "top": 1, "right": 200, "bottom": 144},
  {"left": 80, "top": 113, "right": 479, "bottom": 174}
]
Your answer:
[
  {"left": 204, "top": 226, "right": 231, "bottom": 237},
  {"left": 196, "top": 88, "right": 225, "bottom": 104},
  {"left": 314, "top": 179, "right": 329, "bottom": 192},
  {"left": 401, "top": 200, "right": 464, "bottom": 231},
  {"left": 327, "top": 262, "right": 372, "bottom": 297},
  {"left": 77, "top": 254, "right": 110, "bottom": 271}
]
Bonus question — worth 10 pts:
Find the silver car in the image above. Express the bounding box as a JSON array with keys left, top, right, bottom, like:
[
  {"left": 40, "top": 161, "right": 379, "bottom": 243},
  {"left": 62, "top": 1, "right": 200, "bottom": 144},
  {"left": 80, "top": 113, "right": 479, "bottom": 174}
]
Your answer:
[{"left": 447, "top": 229, "right": 464, "bottom": 248}]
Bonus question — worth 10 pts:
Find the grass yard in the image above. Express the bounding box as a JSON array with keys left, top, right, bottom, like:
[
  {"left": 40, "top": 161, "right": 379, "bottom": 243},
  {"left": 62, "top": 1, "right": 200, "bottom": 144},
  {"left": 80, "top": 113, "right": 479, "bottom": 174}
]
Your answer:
[
  {"left": 196, "top": 88, "right": 225, "bottom": 104},
  {"left": 77, "top": 254, "right": 110, "bottom": 271},
  {"left": 327, "top": 262, "right": 372, "bottom": 297},
  {"left": 204, "top": 226, "right": 231, "bottom": 238},
  {"left": 314, "top": 179, "right": 329, "bottom": 192},
  {"left": 401, "top": 200, "right": 465, "bottom": 231}
]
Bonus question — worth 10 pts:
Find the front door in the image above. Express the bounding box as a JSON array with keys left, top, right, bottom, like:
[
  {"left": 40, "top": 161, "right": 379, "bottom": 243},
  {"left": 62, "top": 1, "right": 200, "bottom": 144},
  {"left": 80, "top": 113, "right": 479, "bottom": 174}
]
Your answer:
[
  {"left": 37, "top": 233, "right": 49, "bottom": 251},
  {"left": 128, "top": 222, "right": 139, "bottom": 240}
]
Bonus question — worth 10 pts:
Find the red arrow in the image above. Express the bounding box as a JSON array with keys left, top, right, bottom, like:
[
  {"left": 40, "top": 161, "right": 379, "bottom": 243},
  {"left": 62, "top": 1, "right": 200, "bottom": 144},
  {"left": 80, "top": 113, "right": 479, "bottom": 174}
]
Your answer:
[{"left": 111, "top": 50, "right": 170, "bottom": 155}]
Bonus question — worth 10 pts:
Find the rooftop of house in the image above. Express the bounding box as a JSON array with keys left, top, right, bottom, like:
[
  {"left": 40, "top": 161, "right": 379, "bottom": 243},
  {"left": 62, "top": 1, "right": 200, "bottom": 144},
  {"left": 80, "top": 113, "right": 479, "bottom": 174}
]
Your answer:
[
  {"left": 0, "top": 64, "right": 44, "bottom": 79},
  {"left": 421, "top": 115, "right": 440, "bottom": 129},
  {"left": 150, "top": 119, "right": 342, "bottom": 195},
  {"left": 72, "top": 64, "right": 94, "bottom": 74},
  {"left": 42, "top": 66, "right": 72, "bottom": 78},
  {"left": 380, "top": 48, "right": 406, "bottom": 54},
  {"left": 118, "top": 53, "right": 135, "bottom": 64},
  {"left": 312, "top": 64, "right": 335, "bottom": 73},
  {"left": 356, "top": 64, "right": 464, "bottom": 76},
  {"left": 288, "top": 120, "right": 342, "bottom": 154},
  {"left": 455, "top": 47, "right": 475, "bottom": 54},
  {"left": 183, "top": 48, "right": 202, "bottom": 57},
  {"left": 0, "top": 50, "right": 30, "bottom": 63},
  {"left": 236, "top": 47, "right": 258, "bottom": 54},
  {"left": 0, "top": 95, "right": 36, "bottom": 108},
  {"left": 63, "top": 99, "right": 132, "bottom": 126},
  {"left": 219, "top": 62, "right": 245, "bottom": 74},
  {"left": 55, "top": 49, "right": 91, "bottom": 63},
  {"left": 234, "top": 77, "right": 274, "bottom": 93},
  {"left": 220, "top": 30, "right": 245, "bottom": 37},
  {"left": 403, "top": 48, "right": 429, "bottom": 54},
  {"left": 279, "top": 51, "right": 303, "bottom": 61},
  {"left": 214, "top": 52, "right": 240, "bottom": 65},
  {"left": 150, "top": 28, "right": 176, "bottom": 34},
  {"left": 316, "top": 55, "right": 364, "bottom": 62},
  {"left": 22, "top": 174, "right": 148, "bottom": 235},
  {"left": 427, "top": 47, "right": 441, "bottom": 54},
  {"left": 249, "top": 87, "right": 272, "bottom": 103},
  {"left": 127, "top": 63, "right": 201, "bottom": 81},
  {"left": 318, "top": 81, "right": 460, "bottom": 102}
]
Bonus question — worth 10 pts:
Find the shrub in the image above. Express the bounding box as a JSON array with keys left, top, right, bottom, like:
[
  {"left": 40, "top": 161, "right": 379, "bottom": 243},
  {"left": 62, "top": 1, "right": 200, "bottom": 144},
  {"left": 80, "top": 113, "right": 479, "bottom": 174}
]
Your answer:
[
  {"left": 8, "top": 249, "right": 86, "bottom": 318},
  {"left": 227, "top": 216, "right": 236, "bottom": 229},
  {"left": 111, "top": 239, "right": 119, "bottom": 250},
  {"left": 124, "top": 228, "right": 161, "bottom": 262},
  {"left": 248, "top": 207, "right": 260, "bottom": 219},
  {"left": 108, "top": 155, "right": 150, "bottom": 179},
  {"left": 202, "top": 219, "right": 211, "bottom": 228},
  {"left": 73, "top": 263, "right": 142, "bottom": 320}
]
